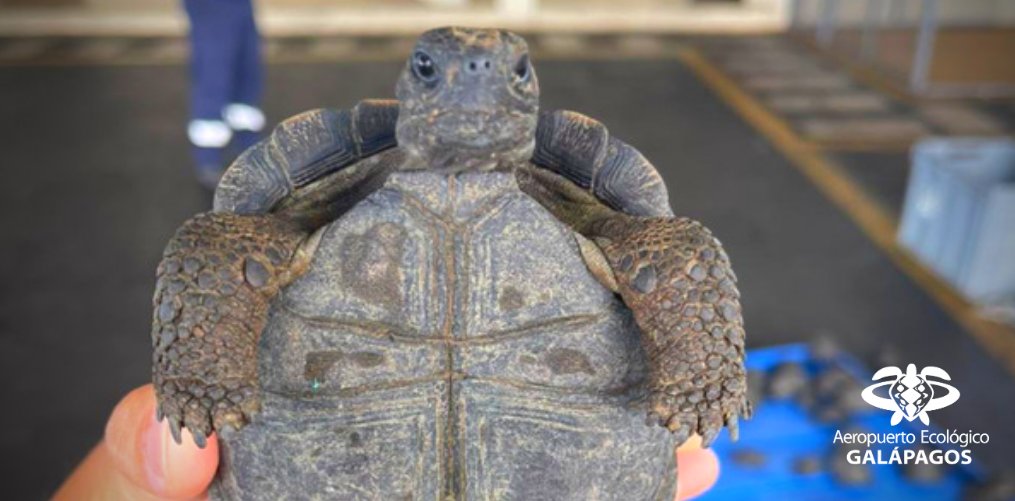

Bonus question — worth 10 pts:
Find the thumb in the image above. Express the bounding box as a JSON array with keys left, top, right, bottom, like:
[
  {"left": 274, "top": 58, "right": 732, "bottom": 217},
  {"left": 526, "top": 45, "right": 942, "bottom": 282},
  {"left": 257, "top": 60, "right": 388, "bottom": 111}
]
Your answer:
[
  {"left": 675, "top": 435, "right": 720, "bottom": 500},
  {"left": 53, "top": 384, "right": 219, "bottom": 500}
]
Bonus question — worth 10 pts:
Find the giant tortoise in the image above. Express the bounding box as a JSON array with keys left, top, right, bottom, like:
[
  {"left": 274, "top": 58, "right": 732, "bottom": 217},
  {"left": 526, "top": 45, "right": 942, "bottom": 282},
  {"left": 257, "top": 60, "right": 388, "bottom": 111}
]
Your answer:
[{"left": 151, "top": 26, "right": 749, "bottom": 500}]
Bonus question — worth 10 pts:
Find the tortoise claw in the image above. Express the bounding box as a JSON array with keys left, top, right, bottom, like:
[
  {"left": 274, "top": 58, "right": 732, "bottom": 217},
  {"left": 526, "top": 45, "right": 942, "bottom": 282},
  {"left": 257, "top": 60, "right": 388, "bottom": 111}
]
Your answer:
[
  {"left": 725, "top": 414, "right": 740, "bottom": 442},
  {"left": 192, "top": 430, "right": 208, "bottom": 449},
  {"left": 699, "top": 413, "right": 722, "bottom": 447},
  {"left": 649, "top": 382, "right": 749, "bottom": 448},
  {"left": 168, "top": 418, "right": 183, "bottom": 445},
  {"left": 155, "top": 377, "right": 259, "bottom": 448},
  {"left": 665, "top": 416, "right": 693, "bottom": 446}
]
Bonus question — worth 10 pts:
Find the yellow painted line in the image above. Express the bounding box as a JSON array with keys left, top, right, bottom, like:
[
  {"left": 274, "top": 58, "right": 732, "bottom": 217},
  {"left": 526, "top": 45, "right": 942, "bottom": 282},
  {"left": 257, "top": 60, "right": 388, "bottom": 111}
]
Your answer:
[{"left": 678, "top": 46, "right": 1015, "bottom": 375}]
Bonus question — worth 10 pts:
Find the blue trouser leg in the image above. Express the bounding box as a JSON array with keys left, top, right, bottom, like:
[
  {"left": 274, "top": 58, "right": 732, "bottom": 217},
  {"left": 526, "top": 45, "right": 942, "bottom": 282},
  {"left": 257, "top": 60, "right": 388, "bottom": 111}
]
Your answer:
[
  {"left": 184, "top": 0, "right": 261, "bottom": 168},
  {"left": 231, "top": 6, "right": 264, "bottom": 151},
  {"left": 234, "top": 4, "right": 263, "bottom": 108}
]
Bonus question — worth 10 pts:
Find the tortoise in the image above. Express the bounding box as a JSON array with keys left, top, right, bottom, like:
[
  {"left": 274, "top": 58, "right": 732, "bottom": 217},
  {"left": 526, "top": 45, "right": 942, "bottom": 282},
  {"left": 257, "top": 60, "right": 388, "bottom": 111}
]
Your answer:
[{"left": 151, "top": 27, "right": 749, "bottom": 500}]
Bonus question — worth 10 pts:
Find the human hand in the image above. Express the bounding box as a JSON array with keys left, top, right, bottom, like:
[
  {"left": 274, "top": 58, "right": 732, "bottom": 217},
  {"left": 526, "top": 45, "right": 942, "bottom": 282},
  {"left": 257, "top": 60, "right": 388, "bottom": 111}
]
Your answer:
[
  {"left": 53, "top": 385, "right": 218, "bottom": 500},
  {"left": 54, "top": 384, "right": 718, "bottom": 500},
  {"left": 675, "top": 435, "right": 720, "bottom": 500}
]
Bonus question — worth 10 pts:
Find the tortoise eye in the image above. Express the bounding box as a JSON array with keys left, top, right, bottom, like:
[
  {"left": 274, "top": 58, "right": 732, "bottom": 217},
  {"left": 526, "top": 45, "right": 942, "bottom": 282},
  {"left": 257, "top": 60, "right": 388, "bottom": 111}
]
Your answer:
[
  {"left": 412, "top": 51, "right": 438, "bottom": 83},
  {"left": 513, "top": 54, "right": 530, "bottom": 84}
]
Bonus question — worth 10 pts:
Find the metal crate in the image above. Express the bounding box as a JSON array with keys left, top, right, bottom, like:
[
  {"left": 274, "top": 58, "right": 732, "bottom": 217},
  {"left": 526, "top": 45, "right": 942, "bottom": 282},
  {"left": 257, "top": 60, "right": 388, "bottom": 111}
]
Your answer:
[{"left": 898, "top": 137, "right": 1015, "bottom": 302}]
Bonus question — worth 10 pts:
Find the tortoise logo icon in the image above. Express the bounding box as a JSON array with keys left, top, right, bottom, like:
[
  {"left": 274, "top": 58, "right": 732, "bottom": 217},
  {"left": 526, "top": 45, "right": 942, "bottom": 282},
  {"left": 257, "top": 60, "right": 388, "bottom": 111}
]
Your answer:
[{"left": 861, "top": 364, "right": 960, "bottom": 426}]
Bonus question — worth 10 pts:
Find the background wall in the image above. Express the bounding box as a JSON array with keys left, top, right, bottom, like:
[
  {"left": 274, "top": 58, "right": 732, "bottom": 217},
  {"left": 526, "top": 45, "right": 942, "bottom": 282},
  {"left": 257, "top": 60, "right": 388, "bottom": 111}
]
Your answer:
[{"left": 0, "top": 0, "right": 790, "bottom": 36}]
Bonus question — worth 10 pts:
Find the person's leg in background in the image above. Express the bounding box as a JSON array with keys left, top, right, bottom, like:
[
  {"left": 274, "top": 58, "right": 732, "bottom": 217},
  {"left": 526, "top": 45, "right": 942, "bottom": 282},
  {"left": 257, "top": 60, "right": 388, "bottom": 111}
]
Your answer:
[
  {"left": 223, "top": 0, "right": 266, "bottom": 154},
  {"left": 184, "top": 0, "right": 245, "bottom": 189}
]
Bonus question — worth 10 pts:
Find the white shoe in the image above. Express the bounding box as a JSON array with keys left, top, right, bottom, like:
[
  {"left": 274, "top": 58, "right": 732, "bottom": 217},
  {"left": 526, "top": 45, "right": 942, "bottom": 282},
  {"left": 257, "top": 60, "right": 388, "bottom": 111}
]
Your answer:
[
  {"left": 187, "top": 119, "right": 233, "bottom": 148},
  {"left": 223, "top": 103, "right": 266, "bottom": 132}
]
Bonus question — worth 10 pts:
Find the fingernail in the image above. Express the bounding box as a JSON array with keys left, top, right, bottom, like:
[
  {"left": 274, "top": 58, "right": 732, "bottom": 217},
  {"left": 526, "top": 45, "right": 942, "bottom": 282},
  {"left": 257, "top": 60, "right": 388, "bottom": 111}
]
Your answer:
[
  {"left": 139, "top": 408, "right": 219, "bottom": 498},
  {"left": 140, "top": 410, "right": 171, "bottom": 493}
]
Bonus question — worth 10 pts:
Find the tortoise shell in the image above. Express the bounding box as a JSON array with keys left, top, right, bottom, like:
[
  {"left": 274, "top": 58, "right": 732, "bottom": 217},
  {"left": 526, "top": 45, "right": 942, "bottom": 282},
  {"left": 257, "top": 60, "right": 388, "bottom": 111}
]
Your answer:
[{"left": 209, "top": 162, "right": 677, "bottom": 500}]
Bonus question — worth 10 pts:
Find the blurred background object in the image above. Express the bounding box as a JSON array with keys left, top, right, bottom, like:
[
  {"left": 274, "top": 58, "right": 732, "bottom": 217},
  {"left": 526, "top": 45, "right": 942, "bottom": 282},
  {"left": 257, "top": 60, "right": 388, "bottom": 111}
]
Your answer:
[
  {"left": 706, "top": 344, "right": 987, "bottom": 501},
  {"left": 182, "top": 0, "right": 265, "bottom": 188},
  {"left": 791, "top": 0, "right": 1015, "bottom": 98},
  {"left": 0, "top": 0, "right": 1012, "bottom": 499},
  {"left": 898, "top": 138, "right": 1015, "bottom": 316},
  {"left": 0, "top": 0, "right": 786, "bottom": 36}
]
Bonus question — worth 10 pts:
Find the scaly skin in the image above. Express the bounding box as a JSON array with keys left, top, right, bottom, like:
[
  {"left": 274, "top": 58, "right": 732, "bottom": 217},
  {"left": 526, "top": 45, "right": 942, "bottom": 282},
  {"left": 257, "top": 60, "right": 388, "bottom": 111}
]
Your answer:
[
  {"left": 151, "top": 213, "right": 315, "bottom": 446},
  {"left": 591, "top": 216, "right": 750, "bottom": 446}
]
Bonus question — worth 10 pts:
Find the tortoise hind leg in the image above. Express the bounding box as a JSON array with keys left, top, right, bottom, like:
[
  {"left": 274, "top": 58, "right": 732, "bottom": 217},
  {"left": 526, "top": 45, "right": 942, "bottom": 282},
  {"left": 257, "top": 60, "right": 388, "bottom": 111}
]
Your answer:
[{"left": 152, "top": 212, "right": 318, "bottom": 446}]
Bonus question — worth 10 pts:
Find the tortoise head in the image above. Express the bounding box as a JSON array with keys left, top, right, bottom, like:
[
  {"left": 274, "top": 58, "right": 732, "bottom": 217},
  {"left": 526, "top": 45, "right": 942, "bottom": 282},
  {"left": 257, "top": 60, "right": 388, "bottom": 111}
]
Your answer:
[{"left": 395, "top": 27, "right": 539, "bottom": 172}]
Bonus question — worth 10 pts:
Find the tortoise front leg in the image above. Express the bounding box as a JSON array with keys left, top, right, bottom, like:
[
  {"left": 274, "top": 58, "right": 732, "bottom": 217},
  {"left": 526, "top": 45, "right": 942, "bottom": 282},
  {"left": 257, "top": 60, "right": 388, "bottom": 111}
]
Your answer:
[
  {"left": 152, "top": 213, "right": 318, "bottom": 446},
  {"left": 518, "top": 167, "right": 750, "bottom": 447},
  {"left": 591, "top": 216, "right": 750, "bottom": 446}
]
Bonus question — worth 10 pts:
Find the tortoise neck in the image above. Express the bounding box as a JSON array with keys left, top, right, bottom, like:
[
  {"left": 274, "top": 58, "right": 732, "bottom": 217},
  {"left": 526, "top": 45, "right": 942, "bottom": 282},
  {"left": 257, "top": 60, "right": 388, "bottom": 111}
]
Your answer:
[
  {"left": 382, "top": 170, "right": 520, "bottom": 221},
  {"left": 399, "top": 146, "right": 533, "bottom": 174}
]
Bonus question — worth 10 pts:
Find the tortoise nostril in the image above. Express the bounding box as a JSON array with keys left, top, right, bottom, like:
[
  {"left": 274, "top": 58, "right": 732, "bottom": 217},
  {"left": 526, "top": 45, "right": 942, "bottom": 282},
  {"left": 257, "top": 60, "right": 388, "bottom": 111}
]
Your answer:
[{"left": 465, "top": 58, "right": 492, "bottom": 74}]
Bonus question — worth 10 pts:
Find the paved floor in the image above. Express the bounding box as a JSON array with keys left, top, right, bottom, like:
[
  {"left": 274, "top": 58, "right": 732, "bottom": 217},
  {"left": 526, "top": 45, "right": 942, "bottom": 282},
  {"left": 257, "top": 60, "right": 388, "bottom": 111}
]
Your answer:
[
  {"left": 834, "top": 152, "right": 911, "bottom": 215},
  {"left": 697, "top": 36, "right": 1014, "bottom": 148},
  {"left": 1, "top": 56, "right": 1012, "bottom": 498}
]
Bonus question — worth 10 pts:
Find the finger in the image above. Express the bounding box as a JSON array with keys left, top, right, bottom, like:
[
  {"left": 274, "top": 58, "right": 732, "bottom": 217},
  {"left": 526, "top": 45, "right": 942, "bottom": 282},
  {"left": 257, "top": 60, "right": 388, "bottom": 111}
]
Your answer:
[
  {"left": 677, "top": 434, "right": 704, "bottom": 452},
  {"left": 54, "top": 384, "right": 219, "bottom": 500},
  {"left": 675, "top": 436, "right": 720, "bottom": 501},
  {"left": 106, "top": 384, "right": 219, "bottom": 498}
]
